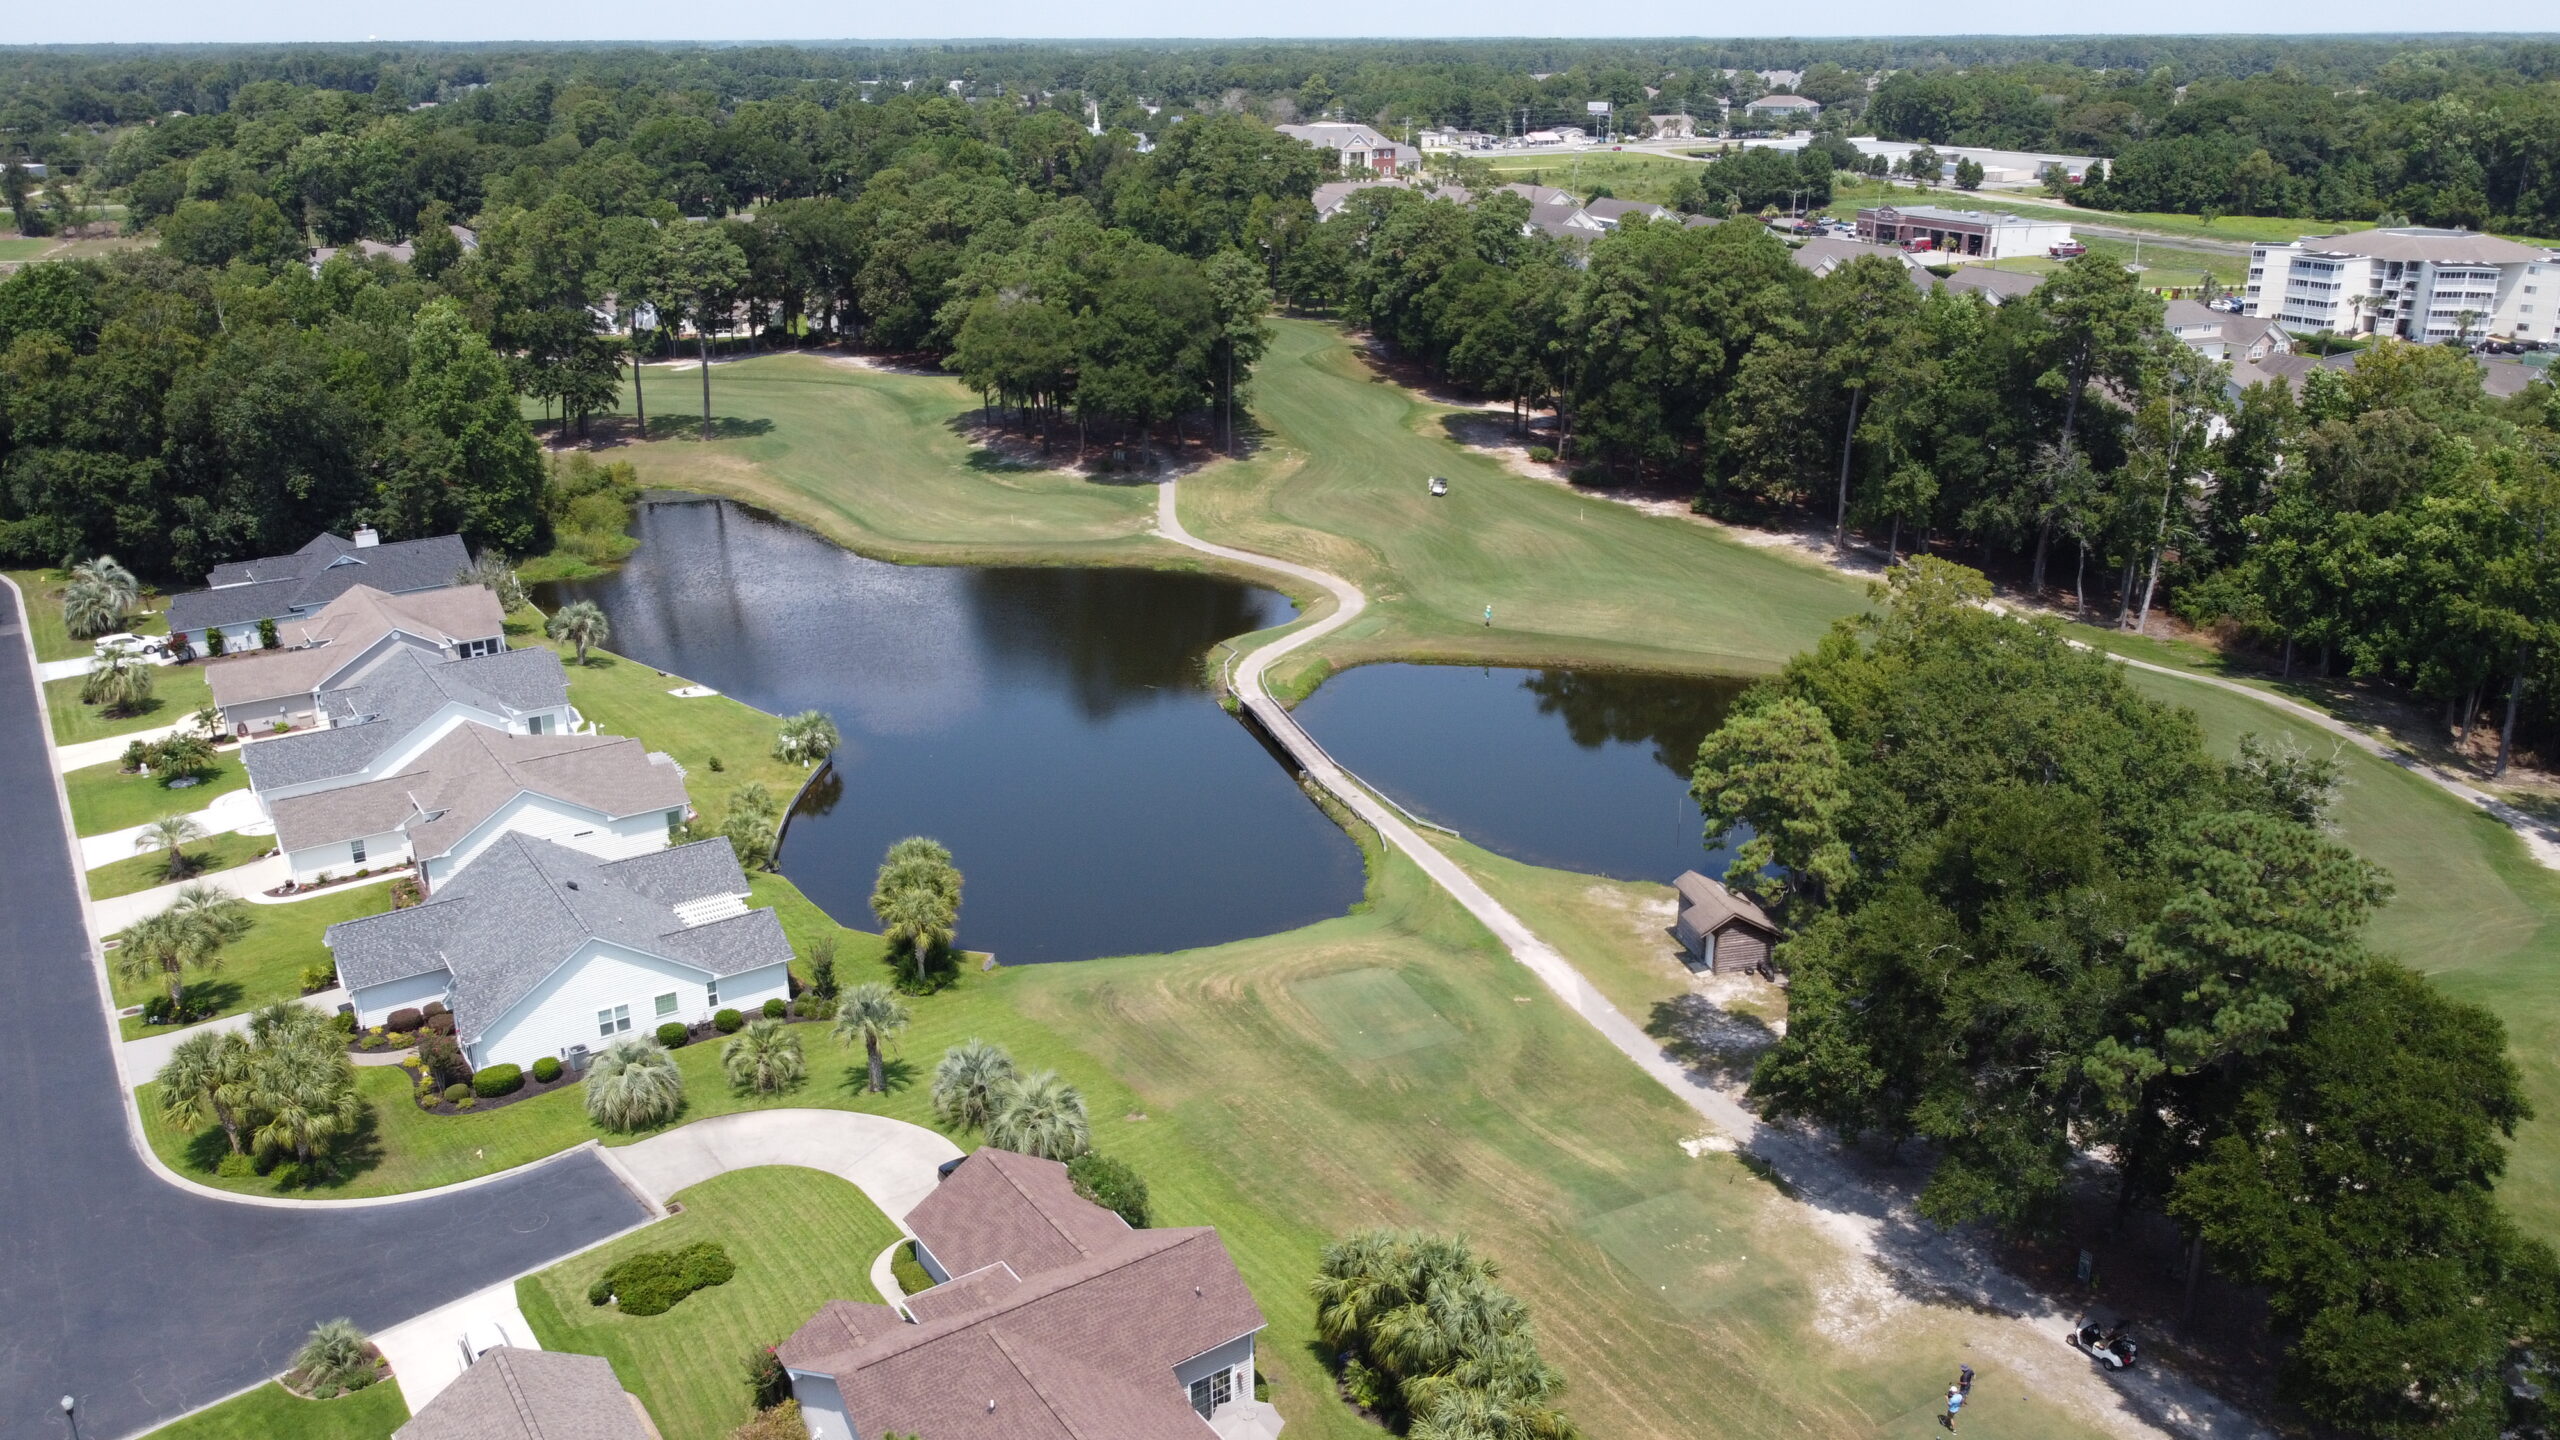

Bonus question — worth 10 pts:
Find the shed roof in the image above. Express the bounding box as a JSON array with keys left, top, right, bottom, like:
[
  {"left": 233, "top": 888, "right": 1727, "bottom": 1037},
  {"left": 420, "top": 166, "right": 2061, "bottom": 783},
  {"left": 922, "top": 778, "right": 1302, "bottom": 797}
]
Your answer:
[{"left": 1673, "top": 870, "right": 1779, "bottom": 937}]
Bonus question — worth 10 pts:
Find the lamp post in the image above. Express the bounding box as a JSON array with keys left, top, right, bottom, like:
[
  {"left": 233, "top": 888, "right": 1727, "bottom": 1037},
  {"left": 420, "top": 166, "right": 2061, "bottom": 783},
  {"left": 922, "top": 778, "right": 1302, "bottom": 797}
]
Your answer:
[{"left": 62, "top": 1395, "right": 80, "bottom": 1438}]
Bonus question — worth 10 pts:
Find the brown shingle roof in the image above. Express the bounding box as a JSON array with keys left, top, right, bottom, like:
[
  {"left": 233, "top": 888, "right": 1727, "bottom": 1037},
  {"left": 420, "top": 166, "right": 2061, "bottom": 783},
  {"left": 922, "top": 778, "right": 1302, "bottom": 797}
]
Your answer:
[
  {"left": 906, "top": 1147, "right": 1136, "bottom": 1281},
  {"left": 1674, "top": 870, "right": 1778, "bottom": 937},
  {"left": 207, "top": 584, "right": 505, "bottom": 707},
  {"left": 394, "top": 1348, "right": 651, "bottom": 1440}
]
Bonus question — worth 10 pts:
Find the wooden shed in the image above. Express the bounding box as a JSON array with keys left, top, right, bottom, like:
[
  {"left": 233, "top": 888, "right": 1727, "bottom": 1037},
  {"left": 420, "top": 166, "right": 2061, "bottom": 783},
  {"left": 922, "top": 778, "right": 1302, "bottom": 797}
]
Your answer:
[{"left": 1671, "top": 871, "right": 1781, "bottom": 975}]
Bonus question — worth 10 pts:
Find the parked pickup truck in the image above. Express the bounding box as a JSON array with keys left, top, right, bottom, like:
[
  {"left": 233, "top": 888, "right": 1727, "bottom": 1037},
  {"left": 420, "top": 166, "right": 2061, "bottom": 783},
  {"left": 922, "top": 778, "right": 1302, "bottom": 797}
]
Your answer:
[{"left": 2049, "top": 241, "right": 2088, "bottom": 258}]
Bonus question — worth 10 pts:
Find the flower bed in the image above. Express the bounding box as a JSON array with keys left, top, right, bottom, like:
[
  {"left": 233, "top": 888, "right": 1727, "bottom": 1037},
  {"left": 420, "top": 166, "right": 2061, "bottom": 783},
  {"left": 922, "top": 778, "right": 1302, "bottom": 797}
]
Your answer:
[{"left": 264, "top": 861, "right": 412, "bottom": 899}]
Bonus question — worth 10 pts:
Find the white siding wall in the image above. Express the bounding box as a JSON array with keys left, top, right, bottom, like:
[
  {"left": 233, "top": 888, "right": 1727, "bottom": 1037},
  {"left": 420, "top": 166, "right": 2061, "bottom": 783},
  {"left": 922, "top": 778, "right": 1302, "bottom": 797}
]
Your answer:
[
  {"left": 287, "top": 829, "right": 414, "bottom": 885},
  {"left": 423, "top": 796, "right": 668, "bottom": 888},
  {"left": 466, "top": 940, "right": 787, "bottom": 1072},
  {"left": 787, "top": 1372, "right": 857, "bottom": 1440},
  {"left": 1174, "top": 1331, "right": 1260, "bottom": 1417},
  {"left": 347, "top": 968, "right": 451, "bottom": 1026}
]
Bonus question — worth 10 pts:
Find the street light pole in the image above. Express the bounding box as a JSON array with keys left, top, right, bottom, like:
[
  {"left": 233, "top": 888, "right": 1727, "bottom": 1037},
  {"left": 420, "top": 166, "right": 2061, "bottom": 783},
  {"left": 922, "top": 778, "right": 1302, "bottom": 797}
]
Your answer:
[{"left": 62, "top": 1395, "right": 80, "bottom": 1439}]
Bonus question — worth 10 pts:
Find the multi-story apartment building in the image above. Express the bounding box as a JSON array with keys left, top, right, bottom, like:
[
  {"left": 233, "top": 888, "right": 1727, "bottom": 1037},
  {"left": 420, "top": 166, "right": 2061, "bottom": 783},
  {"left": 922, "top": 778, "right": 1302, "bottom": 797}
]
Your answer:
[{"left": 2244, "top": 227, "right": 2557, "bottom": 343}]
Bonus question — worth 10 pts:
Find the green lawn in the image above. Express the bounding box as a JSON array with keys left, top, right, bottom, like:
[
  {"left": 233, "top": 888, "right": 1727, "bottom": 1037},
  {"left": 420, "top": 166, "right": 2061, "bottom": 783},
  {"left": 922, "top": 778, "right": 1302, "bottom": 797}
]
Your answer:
[
  {"left": 0, "top": 236, "right": 53, "bottom": 262},
  {"left": 1481, "top": 149, "right": 1700, "bottom": 204},
  {"left": 114, "top": 884, "right": 392, "bottom": 1041},
  {"left": 145, "top": 836, "right": 2121, "bottom": 1440},
  {"left": 601, "top": 354, "right": 1167, "bottom": 566},
  {"left": 527, "top": 627, "right": 811, "bottom": 827},
  {"left": 64, "top": 750, "right": 250, "bottom": 835},
  {"left": 518, "top": 1166, "right": 900, "bottom": 1440},
  {"left": 139, "top": 1381, "right": 405, "bottom": 1440},
  {"left": 1821, "top": 176, "right": 2370, "bottom": 245},
  {"left": 1182, "top": 318, "right": 1869, "bottom": 696},
  {"left": 88, "top": 828, "right": 273, "bottom": 900},
  {"left": 46, "top": 663, "right": 211, "bottom": 746},
  {"left": 7, "top": 567, "right": 172, "bottom": 661}
]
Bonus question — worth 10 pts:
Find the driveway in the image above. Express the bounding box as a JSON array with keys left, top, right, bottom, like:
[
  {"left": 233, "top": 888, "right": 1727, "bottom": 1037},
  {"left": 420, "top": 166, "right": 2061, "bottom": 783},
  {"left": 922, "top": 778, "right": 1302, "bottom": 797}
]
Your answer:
[
  {"left": 612, "top": 1109, "right": 962, "bottom": 1225},
  {"left": 0, "top": 580, "right": 651, "bottom": 1440},
  {"left": 371, "top": 1281, "right": 543, "bottom": 1413}
]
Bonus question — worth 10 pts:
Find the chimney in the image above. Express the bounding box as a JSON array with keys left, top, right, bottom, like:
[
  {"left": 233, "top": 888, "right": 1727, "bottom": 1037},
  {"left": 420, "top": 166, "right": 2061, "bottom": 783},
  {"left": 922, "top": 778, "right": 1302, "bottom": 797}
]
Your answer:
[{"left": 353, "top": 525, "right": 380, "bottom": 548}]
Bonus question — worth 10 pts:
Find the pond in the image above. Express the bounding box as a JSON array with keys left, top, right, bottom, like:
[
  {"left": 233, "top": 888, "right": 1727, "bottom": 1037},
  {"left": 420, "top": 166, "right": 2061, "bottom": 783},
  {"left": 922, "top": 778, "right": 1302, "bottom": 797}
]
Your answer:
[
  {"left": 1291, "top": 663, "right": 1750, "bottom": 884},
  {"left": 538, "top": 497, "right": 1365, "bottom": 964}
]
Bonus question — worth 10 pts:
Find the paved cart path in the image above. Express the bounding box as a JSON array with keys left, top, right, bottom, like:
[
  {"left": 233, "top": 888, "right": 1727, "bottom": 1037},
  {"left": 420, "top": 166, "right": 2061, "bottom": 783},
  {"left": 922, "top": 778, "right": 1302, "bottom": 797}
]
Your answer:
[
  {"left": 0, "top": 579, "right": 652, "bottom": 1440},
  {"left": 1153, "top": 481, "right": 2268, "bottom": 1440}
]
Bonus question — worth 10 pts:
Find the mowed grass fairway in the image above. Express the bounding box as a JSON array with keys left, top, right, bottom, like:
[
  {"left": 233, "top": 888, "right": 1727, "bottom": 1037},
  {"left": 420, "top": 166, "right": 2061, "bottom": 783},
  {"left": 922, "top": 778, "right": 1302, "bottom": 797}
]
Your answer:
[
  {"left": 1185, "top": 318, "right": 1867, "bottom": 692},
  {"left": 608, "top": 354, "right": 1171, "bottom": 565},
  {"left": 518, "top": 1166, "right": 900, "bottom": 1440},
  {"left": 139, "top": 1381, "right": 405, "bottom": 1440}
]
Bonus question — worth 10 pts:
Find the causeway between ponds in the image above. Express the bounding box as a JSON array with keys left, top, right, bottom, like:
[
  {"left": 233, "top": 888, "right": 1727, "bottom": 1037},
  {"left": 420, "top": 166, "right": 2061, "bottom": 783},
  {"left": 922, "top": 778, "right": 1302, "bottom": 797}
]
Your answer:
[
  {"left": 1152, "top": 480, "right": 2270, "bottom": 1440},
  {"left": 0, "top": 578, "right": 653, "bottom": 1440}
]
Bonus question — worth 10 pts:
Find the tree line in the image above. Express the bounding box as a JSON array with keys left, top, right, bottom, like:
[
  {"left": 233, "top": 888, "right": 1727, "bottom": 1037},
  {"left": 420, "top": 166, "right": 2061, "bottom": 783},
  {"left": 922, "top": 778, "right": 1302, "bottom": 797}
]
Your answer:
[{"left": 1698, "top": 560, "right": 2559, "bottom": 1440}]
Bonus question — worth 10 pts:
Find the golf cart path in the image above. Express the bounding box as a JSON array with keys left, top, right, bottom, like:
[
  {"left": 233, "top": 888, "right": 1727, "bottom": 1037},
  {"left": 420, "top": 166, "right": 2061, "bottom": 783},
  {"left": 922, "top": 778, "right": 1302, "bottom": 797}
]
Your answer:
[{"left": 1153, "top": 480, "right": 2267, "bottom": 1440}]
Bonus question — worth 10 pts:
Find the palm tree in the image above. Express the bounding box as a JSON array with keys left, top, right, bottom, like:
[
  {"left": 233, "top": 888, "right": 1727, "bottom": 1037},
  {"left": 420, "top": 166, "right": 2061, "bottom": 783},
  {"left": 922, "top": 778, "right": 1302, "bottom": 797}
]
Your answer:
[
  {"left": 134, "top": 812, "right": 209, "bottom": 881},
  {"left": 157, "top": 1028, "right": 254, "bottom": 1154},
  {"left": 80, "top": 645, "right": 154, "bottom": 715},
  {"left": 1312, "top": 1229, "right": 1421, "bottom": 1351},
  {"left": 170, "top": 882, "right": 252, "bottom": 944},
  {"left": 291, "top": 1319, "right": 374, "bottom": 1391},
  {"left": 454, "top": 552, "right": 528, "bottom": 612},
  {"left": 722, "top": 1018, "right": 806, "bottom": 1094},
  {"left": 545, "top": 599, "right": 611, "bottom": 664},
  {"left": 986, "top": 1068, "right": 1090, "bottom": 1160},
  {"left": 833, "top": 983, "right": 910, "bottom": 1094},
  {"left": 930, "top": 1038, "right": 1017, "bottom": 1131},
  {"left": 772, "top": 710, "right": 840, "bottom": 768},
  {"left": 585, "top": 1036, "right": 685, "bottom": 1131},
  {"left": 247, "top": 998, "right": 332, "bottom": 1052},
  {"left": 62, "top": 555, "right": 139, "bottom": 639},
  {"left": 871, "top": 837, "right": 961, "bottom": 984},
  {"left": 246, "top": 1037, "right": 362, "bottom": 1167},
  {"left": 114, "top": 907, "right": 222, "bottom": 1006}
]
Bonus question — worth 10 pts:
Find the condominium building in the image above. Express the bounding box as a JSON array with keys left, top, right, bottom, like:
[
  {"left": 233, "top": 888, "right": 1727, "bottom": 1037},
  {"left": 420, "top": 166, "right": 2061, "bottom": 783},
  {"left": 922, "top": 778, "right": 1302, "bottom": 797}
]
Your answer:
[{"left": 2243, "top": 228, "right": 2556, "bottom": 342}]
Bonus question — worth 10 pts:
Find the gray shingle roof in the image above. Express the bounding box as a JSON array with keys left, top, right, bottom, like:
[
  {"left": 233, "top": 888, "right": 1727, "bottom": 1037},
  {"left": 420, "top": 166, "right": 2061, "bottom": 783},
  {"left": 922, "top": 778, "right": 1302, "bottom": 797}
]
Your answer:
[
  {"left": 207, "top": 584, "right": 507, "bottom": 709},
  {"left": 326, "top": 834, "right": 785, "bottom": 1042},
  {"left": 243, "top": 647, "right": 567, "bottom": 791},
  {"left": 172, "top": 533, "right": 471, "bottom": 633},
  {"left": 393, "top": 1347, "right": 650, "bottom": 1440},
  {"left": 268, "top": 727, "right": 687, "bottom": 858}
]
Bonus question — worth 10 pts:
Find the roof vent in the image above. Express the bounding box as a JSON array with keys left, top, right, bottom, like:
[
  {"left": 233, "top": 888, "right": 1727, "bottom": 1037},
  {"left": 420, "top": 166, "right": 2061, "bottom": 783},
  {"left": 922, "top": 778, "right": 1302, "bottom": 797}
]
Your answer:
[{"left": 563, "top": 880, "right": 580, "bottom": 891}]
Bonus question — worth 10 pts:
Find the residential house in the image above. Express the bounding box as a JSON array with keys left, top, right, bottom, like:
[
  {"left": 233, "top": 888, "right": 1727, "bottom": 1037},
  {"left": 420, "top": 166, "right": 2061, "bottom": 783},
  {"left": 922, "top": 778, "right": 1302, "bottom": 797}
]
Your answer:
[
  {"left": 1578, "top": 197, "right": 1676, "bottom": 229},
  {"left": 782, "top": 1148, "right": 1274, "bottom": 1440},
  {"left": 1672, "top": 871, "right": 1781, "bottom": 974},
  {"left": 309, "top": 224, "right": 478, "bottom": 273},
  {"left": 394, "top": 1348, "right": 654, "bottom": 1440},
  {"left": 1922, "top": 266, "right": 2044, "bottom": 305},
  {"left": 2163, "top": 299, "right": 2291, "bottom": 366},
  {"left": 1742, "top": 95, "right": 1823, "bottom": 121},
  {"left": 1276, "top": 122, "right": 1405, "bottom": 176},
  {"left": 1310, "top": 176, "right": 1473, "bottom": 220},
  {"left": 1645, "top": 113, "right": 1697, "bottom": 139},
  {"left": 1791, "top": 236, "right": 1923, "bottom": 280},
  {"left": 241, "top": 644, "right": 574, "bottom": 805},
  {"left": 268, "top": 724, "right": 687, "bottom": 889},
  {"left": 2243, "top": 227, "right": 2557, "bottom": 342},
  {"left": 166, "top": 529, "right": 472, "bottom": 656},
  {"left": 206, "top": 583, "right": 507, "bottom": 735},
  {"left": 1857, "top": 204, "right": 2072, "bottom": 261},
  {"left": 326, "top": 832, "right": 791, "bottom": 1071}
]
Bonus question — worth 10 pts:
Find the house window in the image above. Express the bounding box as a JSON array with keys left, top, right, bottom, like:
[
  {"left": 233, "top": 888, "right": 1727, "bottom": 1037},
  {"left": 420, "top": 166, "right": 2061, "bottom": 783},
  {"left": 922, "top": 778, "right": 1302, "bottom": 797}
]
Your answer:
[
  {"left": 350, "top": 838, "right": 367, "bottom": 864},
  {"left": 655, "top": 992, "right": 679, "bottom": 1017},
  {"left": 597, "top": 1004, "right": 631, "bottom": 1037},
  {"left": 1190, "top": 1369, "right": 1235, "bottom": 1418},
  {"left": 527, "top": 714, "right": 548, "bottom": 735}
]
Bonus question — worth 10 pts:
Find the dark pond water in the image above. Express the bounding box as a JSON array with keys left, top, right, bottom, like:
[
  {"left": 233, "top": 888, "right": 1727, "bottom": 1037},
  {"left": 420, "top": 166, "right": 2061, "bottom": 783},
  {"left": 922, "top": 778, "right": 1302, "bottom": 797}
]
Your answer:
[
  {"left": 538, "top": 497, "right": 1364, "bottom": 964},
  {"left": 1292, "top": 664, "right": 1750, "bottom": 883}
]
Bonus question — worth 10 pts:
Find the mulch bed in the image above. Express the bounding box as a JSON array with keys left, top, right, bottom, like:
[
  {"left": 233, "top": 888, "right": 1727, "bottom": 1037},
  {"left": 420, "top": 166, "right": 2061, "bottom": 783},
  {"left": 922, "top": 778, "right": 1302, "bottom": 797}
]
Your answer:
[
  {"left": 404, "top": 1003, "right": 838, "bottom": 1116},
  {"left": 265, "top": 862, "right": 414, "bottom": 899}
]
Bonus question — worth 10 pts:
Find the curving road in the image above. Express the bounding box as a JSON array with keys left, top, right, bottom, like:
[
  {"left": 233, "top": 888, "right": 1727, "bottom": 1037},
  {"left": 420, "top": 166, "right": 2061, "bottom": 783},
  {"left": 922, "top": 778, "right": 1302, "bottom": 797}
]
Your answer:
[
  {"left": 1154, "top": 482, "right": 2269, "bottom": 1440},
  {"left": 0, "top": 580, "right": 650, "bottom": 1440}
]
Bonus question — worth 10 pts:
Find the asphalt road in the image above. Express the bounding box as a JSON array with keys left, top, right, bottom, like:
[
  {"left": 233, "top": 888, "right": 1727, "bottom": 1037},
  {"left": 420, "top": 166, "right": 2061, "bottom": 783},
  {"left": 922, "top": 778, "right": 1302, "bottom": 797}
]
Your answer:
[{"left": 0, "top": 583, "right": 650, "bottom": 1440}]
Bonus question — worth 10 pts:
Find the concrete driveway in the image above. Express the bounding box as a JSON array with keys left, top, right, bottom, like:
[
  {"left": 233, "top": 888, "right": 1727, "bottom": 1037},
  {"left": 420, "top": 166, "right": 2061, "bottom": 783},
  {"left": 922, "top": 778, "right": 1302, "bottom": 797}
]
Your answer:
[
  {"left": 372, "top": 1281, "right": 543, "bottom": 1413},
  {"left": 612, "top": 1110, "right": 962, "bottom": 1225},
  {"left": 0, "top": 579, "right": 650, "bottom": 1440}
]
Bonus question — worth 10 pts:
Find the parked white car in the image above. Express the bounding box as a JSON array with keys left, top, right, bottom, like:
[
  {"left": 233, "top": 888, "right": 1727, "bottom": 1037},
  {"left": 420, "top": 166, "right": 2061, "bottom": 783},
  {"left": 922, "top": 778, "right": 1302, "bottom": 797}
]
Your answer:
[{"left": 458, "top": 1321, "right": 511, "bottom": 1365}]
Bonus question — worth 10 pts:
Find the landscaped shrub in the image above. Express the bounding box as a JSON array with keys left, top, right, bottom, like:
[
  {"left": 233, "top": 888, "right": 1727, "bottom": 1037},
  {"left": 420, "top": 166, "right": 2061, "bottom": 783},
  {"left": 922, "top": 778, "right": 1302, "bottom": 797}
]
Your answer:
[
  {"left": 731, "top": 1400, "right": 803, "bottom": 1440},
  {"left": 890, "top": 1240, "right": 933, "bottom": 1296},
  {"left": 1069, "top": 1153, "right": 1151, "bottom": 1228},
  {"left": 472, "top": 1064, "right": 524, "bottom": 1098},
  {"left": 714, "top": 1008, "right": 745, "bottom": 1034},
  {"left": 417, "top": 1030, "right": 468, "bottom": 1086},
  {"left": 585, "top": 1037, "right": 685, "bottom": 1131},
  {"left": 656, "top": 1021, "right": 690, "bottom": 1047},
  {"left": 1527, "top": 445, "right": 1556, "bottom": 463},
  {"left": 794, "top": 994, "right": 836, "bottom": 1021},
  {"left": 299, "top": 962, "right": 337, "bottom": 995},
  {"left": 421, "top": 1000, "right": 449, "bottom": 1022},
  {"left": 426, "top": 1012, "right": 455, "bottom": 1036},
  {"left": 120, "top": 739, "right": 149, "bottom": 772},
  {"left": 532, "top": 1056, "right": 563, "bottom": 1083},
  {"left": 455, "top": 1095, "right": 476, "bottom": 1110},
  {"left": 743, "top": 1348, "right": 789, "bottom": 1410},
  {"left": 216, "top": 1153, "right": 256, "bottom": 1179},
  {"left": 269, "top": 1161, "right": 310, "bottom": 1189},
  {"left": 762, "top": 998, "right": 787, "bottom": 1019},
  {"left": 442, "top": 1083, "right": 470, "bottom": 1105},
  {"left": 587, "top": 1241, "right": 736, "bottom": 1315},
  {"left": 384, "top": 1007, "right": 423, "bottom": 1033}
]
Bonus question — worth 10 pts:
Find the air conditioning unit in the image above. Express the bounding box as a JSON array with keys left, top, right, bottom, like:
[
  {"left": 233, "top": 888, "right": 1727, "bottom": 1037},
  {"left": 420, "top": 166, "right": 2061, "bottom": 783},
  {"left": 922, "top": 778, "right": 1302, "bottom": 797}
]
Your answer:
[{"left": 566, "top": 1044, "right": 591, "bottom": 1073}]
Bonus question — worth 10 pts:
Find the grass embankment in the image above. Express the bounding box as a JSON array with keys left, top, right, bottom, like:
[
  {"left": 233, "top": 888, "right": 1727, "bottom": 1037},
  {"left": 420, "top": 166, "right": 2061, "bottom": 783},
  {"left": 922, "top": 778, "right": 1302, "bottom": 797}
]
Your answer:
[
  {"left": 64, "top": 751, "right": 250, "bottom": 834},
  {"left": 112, "top": 884, "right": 393, "bottom": 1040},
  {"left": 87, "top": 829, "right": 273, "bottom": 900},
  {"left": 599, "top": 353, "right": 1172, "bottom": 567},
  {"left": 138, "top": 1381, "right": 405, "bottom": 1440},
  {"left": 45, "top": 664, "right": 211, "bottom": 745},
  {"left": 518, "top": 1166, "right": 900, "bottom": 1440},
  {"left": 1183, "top": 318, "right": 1868, "bottom": 695},
  {"left": 145, "top": 835, "right": 2114, "bottom": 1440}
]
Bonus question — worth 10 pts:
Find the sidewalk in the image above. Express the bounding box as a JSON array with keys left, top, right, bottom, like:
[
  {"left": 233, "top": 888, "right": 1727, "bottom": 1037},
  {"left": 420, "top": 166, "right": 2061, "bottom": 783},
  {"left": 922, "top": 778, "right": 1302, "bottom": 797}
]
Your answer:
[
  {"left": 120, "top": 987, "right": 351, "bottom": 1076},
  {"left": 89, "top": 854, "right": 291, "bottom": 933},
  {"left": 55, "top": 721, "right": 185, "bottom": 773}
]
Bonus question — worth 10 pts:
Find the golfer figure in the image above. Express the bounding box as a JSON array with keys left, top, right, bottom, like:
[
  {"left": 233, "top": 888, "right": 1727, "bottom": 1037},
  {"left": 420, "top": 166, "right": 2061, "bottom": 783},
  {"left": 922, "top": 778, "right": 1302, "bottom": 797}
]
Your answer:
[
  {"left": 1959, "top": 1364, "right": 1974, "bottom": 1395},
  {"left": 1483, "top": 603, "right": 1494, "bottom": 627},
  {"left": 1944, "top": 1384, "right": 1965, "bottom": 1431}
]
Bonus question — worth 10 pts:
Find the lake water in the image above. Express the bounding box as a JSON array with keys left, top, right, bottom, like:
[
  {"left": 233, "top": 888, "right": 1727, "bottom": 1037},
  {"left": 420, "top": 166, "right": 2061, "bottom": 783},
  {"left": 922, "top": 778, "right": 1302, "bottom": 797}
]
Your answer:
[
  {"left": 539, "top": 497, "right": 1363, "bottom": 964},
  {"left": 1292, "top": 663, "right": 1749, "bottom": 883}
]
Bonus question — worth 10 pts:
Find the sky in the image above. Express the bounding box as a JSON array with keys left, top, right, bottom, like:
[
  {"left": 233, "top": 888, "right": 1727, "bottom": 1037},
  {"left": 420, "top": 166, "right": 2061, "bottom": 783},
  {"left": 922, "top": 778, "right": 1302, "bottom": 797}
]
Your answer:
[{"left": 14, "top": 1, "right": 2556, "bottom": 46}]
